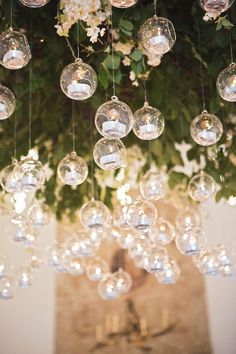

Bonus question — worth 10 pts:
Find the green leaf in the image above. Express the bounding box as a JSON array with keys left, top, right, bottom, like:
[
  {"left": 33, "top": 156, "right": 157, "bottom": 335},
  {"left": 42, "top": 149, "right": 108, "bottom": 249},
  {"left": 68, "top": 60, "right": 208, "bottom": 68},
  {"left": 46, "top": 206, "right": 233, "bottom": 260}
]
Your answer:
[{"left": 129, "top": 49, "right": 143, "bottom": 62}]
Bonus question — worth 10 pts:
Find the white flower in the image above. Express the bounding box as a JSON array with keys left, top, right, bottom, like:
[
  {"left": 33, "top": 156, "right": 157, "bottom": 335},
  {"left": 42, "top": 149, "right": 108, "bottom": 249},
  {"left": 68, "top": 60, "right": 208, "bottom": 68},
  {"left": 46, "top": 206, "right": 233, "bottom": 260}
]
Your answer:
[
  {"left": 129, "top": 71, "right": 136, "bottom": 81},
  {"left": 122, "top": 56, "right": 131, "bottom": 66},
  {"left": 115, "top": 41, "right": 134, "bottom": 55}
]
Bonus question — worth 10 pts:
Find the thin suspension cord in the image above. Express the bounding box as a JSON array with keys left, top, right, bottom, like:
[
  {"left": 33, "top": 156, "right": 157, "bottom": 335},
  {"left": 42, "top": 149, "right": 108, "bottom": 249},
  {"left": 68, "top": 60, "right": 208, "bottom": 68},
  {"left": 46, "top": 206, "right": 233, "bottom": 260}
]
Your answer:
[
  {"left": 76, "top": 21, "right": 80, "bottom": 59},
  {"left": 110, "top": 6, "right": 116, "bottom": 97},
  {"left": 144, "top": 78, "right": 148, "bottom": 103},
  {"left": 72, "top": 102, "right": 76, "bottom": 152},
  {"left": 28, "top": 13, "right": 33, "bottom": 151},
  {"left": 13, "top": 73, "right": 17, "bottom": 159},
  {"left": 90, "top": 115, "right": 95, "bottom": 199},
  {"left": 196, "top": 22, "right": 206, "bottom": 112},
  {"left": 154, "top": 0, "right": 157, "bottom": 16},
  {"left": 10, "top": 0, "right": 13, "bottom": 28},
  {"left": 228, "top": 30, "right": 234, "bottom": 63},
  {"left": 65, "top": 37, "right": 77, "bottom": 61}
]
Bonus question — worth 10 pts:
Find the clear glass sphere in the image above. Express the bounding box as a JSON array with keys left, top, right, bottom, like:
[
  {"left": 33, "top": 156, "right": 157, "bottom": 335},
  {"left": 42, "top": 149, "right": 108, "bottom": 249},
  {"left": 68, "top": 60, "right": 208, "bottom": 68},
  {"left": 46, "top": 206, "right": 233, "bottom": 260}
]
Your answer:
[
  {"left": 0, "top": 275, "right": 17, "bottom": 300},
  {"left": 176, "top": 227, "right": 206, "bottom": 256},
  {"left": 113, "top": 206, "right": 130, "bottom": 230},
  {"left": 199, "top": 0, "right": 234, "bottom": 14},
  {"left": 63, "top": 254, "right": 84, "bottom": 276},
  {"left": 143, "top": 246, "right": 168, "bottom": 273},
  {"left": 140, "top": 169, "right": 167, "bottom": 201},
  {"left": 86, "top": 257, "right": 109, "bottom": 281},
  {"left": 128, "top": 237, "right": 151, "bottom": 268},
  {"left": 80, "top": 200, "right": 110, "bottom": 232},
  {"left": 46, "top": 243, "right": 67, "bottom": 273},
  {"left": 0, "top": 160, "right": 21, "bottom": 193},
  {"left": 93, "top": 138, "right": 127, "bottom": 170},
  {"left": 66, "top": 232, "right": 99, "bottom": 258},
  {"left": 124, "top": 198, "right": 158, "bottom": 232},
  {"left": 133, "top": 103, "right": 165, "bottom": 140},
  {"left": 60, "top": 59, "right": 97, "bottom": 100},
  {"left": 110, "top": 0, "right": 138, "bottom": 8},
  {"left": 0, "top": 28, "right": 31, "bottom": 70},
  {"left": 57, "top": 151, "right": 88, "bottom": 186},
  {"left": 18, "top": 267, "right": 33, "bottom": 288},
  {"left": 150, "top": 217, "right": 176, "bottom": 246},
  {"left": 15, "top": 157, "right": 45, "bottom": 192},
  {"left": 139, "top": 16, "right": 176, "bottom": 56},
  {"left": 0, "top": 85, "right": 16, "bottom": 120},
  {"left": 155, "top": 259, "right": 180, "bottom": 284},
  {"left": 190, "top": 111, "right": 223, "bottom": 146},
  {"left": 188, "top": 171, "right": 216, "bottom": 203},
  {"left": 175, "top": 207, "right": 200, "bottom": 230},
  {"left": 95, "top": 97, "right": 134, "bottom": 139},
  {"left": 193, "top": 248, "right": 220, "bottom": 276},
  {"left": 28, "top": 202, "right": 51, "bottom": 228},
  {"left": 0, "top": 256, "right": 9, "bottom": 278},
  {"left": 19, "top": 0, "right": 50, "bottom": 8},
  {"left": 113, "top": 269, "right": 132, "bottom": 294},
  {"left": 6, "top": 222, "right": 28, "bottom": 243},
  {"left": 98, "top": 273, "right": 120, "bottom": 300},
  {"left": 216, "top": 244, "right": 236, "bottom": 276},
  {"left": 114, "top": 228, "right": 137, "bottom": 250},
  {"left": 217, "top": 63, "right": 236, "bottom": 102},
  {"left": 23, "top": 228, "right": 39, "bottom": 249}
]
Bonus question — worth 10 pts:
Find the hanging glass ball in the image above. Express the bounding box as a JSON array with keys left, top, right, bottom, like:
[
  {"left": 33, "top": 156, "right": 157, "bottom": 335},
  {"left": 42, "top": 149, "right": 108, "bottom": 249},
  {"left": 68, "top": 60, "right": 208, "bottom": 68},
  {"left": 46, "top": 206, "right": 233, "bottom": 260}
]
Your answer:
[
  {"left": 66, "top": 232, "right": 99, "bottom": 258},
  {"left": 23, "top": 228, "right": 39, "bottom": 249},
  {"left": 217, "top": 63, "right": 236, "bottom": 102},
  {"left": 19, "top": 0, "right": 50, "bottom": 8},
  {"left": 128, "top": 237, "right": 151, "bottom": 268},
  {"left": 15, "top": 157, "right": 45, "bottom": 192},
  {"left": 46, "top": 243, "right": 67, "bottom": 273},
  {"left": 0, "top": 256, "right": 9, "bottom": 278},
  {"left": 18, "top": 267, "right": 33, "bottom": 288},
  {"left": 216, "top": 244, "right": 236, "bottom": 276},
  {"left": 60, "top": 59, "right": 97, "bottom": 100},
  {"left": 80, "top": 200, "right": 110, "bottom": 232},
  {"left": 150, "top": 218, "right": 176, "bottom": 246},
  {"left": 124, "top": 198, "right": 158, "bottom": 232},
  {"left": 6, "top": 222, "right": 28, "bottom": 243},
  {"left": 86, "top": 257, "right": 109, "bottom": 281},
  {"left": 198, "top": 0, "right": 234, "bottom": 14},
  {"left": 114, "top": 228, "right": 137, "bottom": 250},
  {"left": 193, "top": 248, "right": 220, "bottom": 276},
  {"left": 143, "top": 246, "right": 168, "bottom": 273},
  {"left": 175, "top": 207, "right": 200, "bottom": 230},
  {"left": 63, "top": 254, "right": 84, "bottom": 276},
  {"left": 95, "top": 97, "right": 134, "bottom": 139},
  {"left": 155, "top": 259, "right": 180, "bottom": 285},
  {"left": 190, "top": 111, "right": 223, "bottom": 146},
  {"left": 57, "top": 151, "right": 88, "bottom": 186},
  {"left": 0, "top": 275, "right": 17, "bottom": 300},
  {"left": 0, "top": 85, "right": 16, "bottom": 120},
  {"left": 139, "top": 16, "right": 176, "bottom": 56},
  {"left": 140, "top": 169, "right": 167, "bottom": 201},
  {"left": 133, "top": 102, "right": 165, "bottom": 140},
  {"left": 176, "top": 227, "right": 206, "bottom": 256},
  {"left": 0, "top": 28, "right": 31, "bottom": 70},
  {"left": 28, "top": 202, "right": 51, "bottom": 228},
  {"left": 93, "top": 138, "right": 127, "bottom": 170},
  {"left": 98, "top": 273, "right": 120, "bottom": 300},
  {"left": 0, "top": 160, "right": 21, "bottom": 193},
  {"left": 188, "top": 171, "right": 216, "bottom": 203},
  {"left": 114, "top": 269, "right": 132, "bottom": 294},
  {"left": 110, "top": 0, "right": 138, "bottom": 8},
  {"left": 113, "top": 206, "right": 130, "bottom": 230}
]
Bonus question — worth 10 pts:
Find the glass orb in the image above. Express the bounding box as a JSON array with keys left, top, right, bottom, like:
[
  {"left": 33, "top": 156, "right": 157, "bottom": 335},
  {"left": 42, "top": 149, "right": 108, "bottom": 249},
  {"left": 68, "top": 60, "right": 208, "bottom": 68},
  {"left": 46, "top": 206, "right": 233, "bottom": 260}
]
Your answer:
[
  {"left": 155, "top": 259, "right": 180, "bottom": 284},
  {"left": 124, "top": 198, "right": 158, "bottom": 232},
  {"left": 114, "top": 228, "right": 136, "bottom": 250},
  {"left": 66, "top": 232, "right": 99, "bottom": 258},
  {"left": 86, "top": 257, "right": 109, "bottom": 281},
  {"left": 46, "top": 243, "right": 67, "bottom": 273},
  {"left": 139, "top": 16, "right": 176, "bottom": 56},
  {"left": 199, "top": 0, "right": 234, "bottom": 14},
  {"left": 188, "top": 171, "right": 216, "bottom": 203},
  {"left": 95, "top": 97, "right": 134, "bottom": 139},
  {"left": 16, "top": 157, "right": 45, "bottom": 192},
  {"left": 217, "top": 63, "right": 236, "bottom": 102},
  {"left": 128, "top": 237, "right": 151, "bottom": 268},
  {"left": 190, "top": 111, "right": 223, "bottom": 146},
  {"left": 216, "top": 244, "right": 236, "bottom": 276},
  {"left": 60, "top": 59, "right": 97, "bottom": 100},
  {"left": 23, "top": 228, "right": 39, "bottom": 249},
  {"left": 57, "top": 151, "right": 88, "bottom": 186},
  {"left": 110, "top": 0, "right": 138, "bottom": 8},
  {"left": 140, "top": 169, "right": 167, "bottom": 201},
  {"left": 114, "top": 269, "right": 132, "bottom": 294},
  {"left": 6, "top": 222, "right": 27, "bottom": 243},
  {"left": 0, "top": 85, "right": 16, "bottom": 120},
  {"left": 18, "top": 267, "right": 33, "bottom": 288},
  {"left": 80, "top": 200, "right": 110, "bottom": 232},
  {"left": 0, "top": 275, "right": 17, "bottom": 300},
  {"left": 0, "top": 28, "right": 31, "bottom": 70},
  {"left": 0, "top": 256, "right": 9, "bottom": 278},
  {"left": 150, "top": 217, "right": 175, "bottom": 246},
  {"left": 175, "top": 207, "right": 200, "bottom": 230},
  {"left": 98, "top": 273, "right": 120, "bottom": 300},
  {"left": 93, "top": 138, "right": 127, "bottom": 171},
  {"left": 0, "top": 160, "right": 21, "bottom": 193},
  {"left": 28, "top": 202, "right": 51, "bottom": 228},
  {"left": 113, "top": 206, "right": 130, "bottom": 230},
  {"left": 63, "top": 254, "right": 84, "bottom": 276},
  {"left": 143, "top": 246, "right": 168, "bottom": 273},
  {"left": 194, "top": 248, "right": 220, "bottom": 276},
  {"left": 133, "top": 103, "right": 165, "bottom": 140},
  {"left": 176, "top": 227, "right": 206, "bottom": 256},
  {"left": 19, "top": 0, "right": 50, "bottom": 8}
]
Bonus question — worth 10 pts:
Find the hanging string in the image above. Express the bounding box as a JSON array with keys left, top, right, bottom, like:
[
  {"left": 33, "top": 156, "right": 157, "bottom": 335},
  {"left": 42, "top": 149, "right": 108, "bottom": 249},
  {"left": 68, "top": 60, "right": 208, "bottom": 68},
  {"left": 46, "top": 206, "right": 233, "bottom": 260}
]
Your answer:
[
  {"left": 13, "top": 73, "right": 17, "bottom": 159},
  {"left": 72, "top": 101, "right": 76, "bottom": 152},
  {"left": 196, "top": 22, "right": 206, "bottom": 112},
  {"left": 144, "top": 77, "right": 148, "bottom": 103},
  {"left": 76, "top": 21, "right": 80, "bottom": 59},
  {"left": 28, "top": 13, "right": 33, "bottom": 152},
  {"left": 90, "top": 114, "right": 95, "bottom": 200},
  {"left": 10, "top": 0, "right": 13, "bottom": 28},
  {"left": 65, "top": 37, "right": 77, "bottom": 61},
  {"left": 228, "top": 30, "right": 234, "bottom": 63},
  {"left": 153, "top": 0, "right": 157, "bottom": 16},
  {"left": 110, "top": 6, "right": 116, "bottom": 98}
]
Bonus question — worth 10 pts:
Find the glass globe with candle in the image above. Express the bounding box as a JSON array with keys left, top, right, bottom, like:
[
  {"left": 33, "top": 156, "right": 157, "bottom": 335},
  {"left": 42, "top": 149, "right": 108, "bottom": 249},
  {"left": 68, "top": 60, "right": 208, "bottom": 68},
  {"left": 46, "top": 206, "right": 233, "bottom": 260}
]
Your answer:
[
  {"left": 80, "top": 199, "right": 111, "bottom": 232},
  {"left": 60, "top": 59, "right": 97, "bottom": 100},
  {"left": 86, "top": 257, "right": 109, "bottom": 281},
  {"left": 128, "top": 237, "right": 151, "bottom": 268},
  {"left": 0, "top": 85, "right": 16, "bottom": 120},
  {"left": 143, "top": 246, "right": 169, "bottom": 273},
  {"left": 140, "top": 169, "right": 167, "bottom": 201},
  {"left": 57, "top": 151, "right": 88, "bottom": 186},
  {"left": 110, "top": 0, "right": 138, "bottom": 8},
  {"left": 190, "top": 110, "right": 223, "bottom": 146},
  {"left": 199, "top": 0, "right": 234, "bottom": 15},
  {"left": 18, "top": 267, "right": 34, "bottom": 288},
  {"left": 0, "top": 28, "right": 31, "bottom": 70},
  {"left": 155, "top": 259, "right": 180, "bottom": 284},
  {"left": 63, "top": 253, "right": 84, "bottom": 276},
  {"left": 139, "top": 16, "right": 176, "bottom": 56},
  {"left": 19, "top": 0, "right": 50, "bottom": 7},
  {"left": 217, "top": 63, "right": 236, "bottom": 102},
  {"left": 0, "top": 159, "right": 21, "bottom": 193},
  {"left": 175, "top": 227, "right": 206, "bottom": 256},
  {"left": 113, "top": 269, "right": 132, "bottom": 294},
  {"left": 98, "top": 273, "right": 120, "bottom": 300},
  {"left": 0, "top": 275, "right": 17, "bottom": 300},
  {"left": 188, "top": 171, "right": 216, "bottom": 203},
  {"left": 95, "top": 97, "right": 134, "bottom": 139},
  {"left": 193, "top": 248, "right": 220, "bottom": 276},
  {"left": 133, "top": 102, "right": 165, "bottom": 140},
  {"left": 15, "top": 156, "right": 45, "bottom": 192},
  {"left": 93, "top": 138, "right": 127, "bottom": 170},
  {"left": 28, "top": 201, "right": 51, "bottom": 228},
  {"left": 150, "top": 217, "right": 176, "bottom": 246},
  {"left": 175, "top": 207, "right": 200, "bottom": 230}
]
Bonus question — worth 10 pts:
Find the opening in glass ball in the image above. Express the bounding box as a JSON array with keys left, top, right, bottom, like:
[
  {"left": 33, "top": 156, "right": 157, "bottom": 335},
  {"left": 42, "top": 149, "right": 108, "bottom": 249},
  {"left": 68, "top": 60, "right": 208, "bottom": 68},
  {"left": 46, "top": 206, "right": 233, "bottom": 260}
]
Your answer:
[
  {"left": 93, "top": 138, "right": 127, "bottom": 170},
  {"left": 80, "top": 200, "right": 111, "bottom": 232},
  {"left": 217, "top": 63, "right": 236, "bottom": 102},
  {"left": 19, "top": 0, "right": 50, "bottom": 8},
  {"left": 188, "top": 171, "right": 216, "bottom": 202},
  {"left": 0, "top": 85, "right": 16, "bottom": 120},
  {"left": 190, "top": 111, "right": 223, "bottom": 146},
  {"left": 133, "top": 103, "right": 165, "bottom": 140},
  {"left": 15, "top": 157, "right": 45, "bottom": 192},
  {"left": 140, "top": 169, "right": 167, "bottom": 200},
  {"left": 60, "top": 59, "right": 97, "bottom": 100},
  {"left": 139, "top": 16, "right": 176, "bottom": 56},
  {"left": 95, "top": 97, "right": 134, "bottom": 139},
  {"left": 110, "top": 0, "right": 138, "bottom": 8},
  {"left": 57, "top": 152, "right": 88, "bottom": 186},
  {"left": 0, "top": 28, "right": 31, "bottom": 70},
  {"left": 199, "top": 0, "right": 234, "bottom": 14}
]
